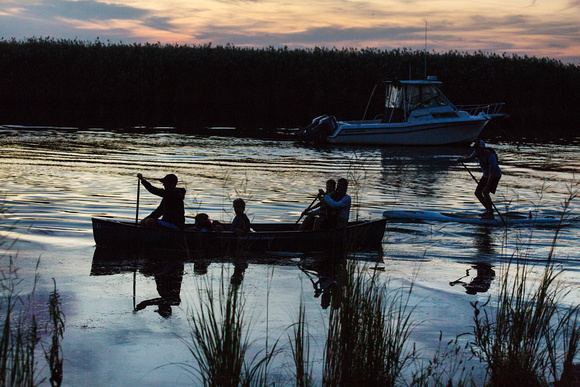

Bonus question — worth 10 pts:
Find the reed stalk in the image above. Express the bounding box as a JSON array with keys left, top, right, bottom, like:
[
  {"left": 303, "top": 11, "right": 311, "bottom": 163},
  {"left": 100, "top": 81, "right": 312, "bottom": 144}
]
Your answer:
[
  {"left": 410, "top": 332, "right": 476, "bottom": 387},
  {"left": 1, "top": 255, "right": 42, "bottom": 386},
  {"left": 470, "top": 186, "right": 580, "bottom": 386},
  {"left": 322, "top": 261, "right": 415, "bottom": 386},
  {"left": 43, "top": 279, "right": 65, "bottom": 387},
  {"left": 288, "top": 297, "right": 313, "bottom": 387},
  {"left": 184, "top": 267, "right": 278, "bottom": 386},
  {"left": 1, "top": 202, "right": 65, "bottom": 387}
]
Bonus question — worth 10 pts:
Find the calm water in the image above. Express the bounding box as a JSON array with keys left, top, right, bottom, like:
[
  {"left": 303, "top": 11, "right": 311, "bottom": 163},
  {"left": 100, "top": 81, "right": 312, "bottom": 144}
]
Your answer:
[{"left": 1, "top": 128, "right": 579, "bottom": 385}]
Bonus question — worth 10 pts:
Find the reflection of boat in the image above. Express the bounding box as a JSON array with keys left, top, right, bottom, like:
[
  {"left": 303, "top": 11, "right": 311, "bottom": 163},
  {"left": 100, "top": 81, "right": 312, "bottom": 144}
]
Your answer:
[
  {"left": 91, "top": 217, "right": 387, "bottom": 253},
  {"left": 90, "top": 247, "right": 379, "bottom": 307},
  {"left": 298, "top": 77, "right": 505, "bottom": 146}
]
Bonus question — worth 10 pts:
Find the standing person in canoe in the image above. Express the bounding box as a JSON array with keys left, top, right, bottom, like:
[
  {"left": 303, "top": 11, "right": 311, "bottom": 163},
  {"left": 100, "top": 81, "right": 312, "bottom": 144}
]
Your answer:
[
  {"left": 137, "top": 173, "right": 186, "bottom": 230},
  {"left": 458, "top": 140, "right": 502, "bottom": 220}
]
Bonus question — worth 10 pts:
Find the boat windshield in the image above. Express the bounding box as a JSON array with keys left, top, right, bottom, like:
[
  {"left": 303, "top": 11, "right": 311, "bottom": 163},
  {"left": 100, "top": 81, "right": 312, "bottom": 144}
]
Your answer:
[{"left": 386, "top": 84, "right": 452, "bottom": 111}]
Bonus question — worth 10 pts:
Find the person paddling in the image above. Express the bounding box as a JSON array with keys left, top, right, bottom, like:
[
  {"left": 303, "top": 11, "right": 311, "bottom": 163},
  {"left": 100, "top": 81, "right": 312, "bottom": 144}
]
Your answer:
[
  {"left": 323, "top": 178, "right": 352, "bottom": 228},
  {"left": 458, "top": 140, "right": 502, "bottom": 220},
  {"left": 301, "top": 178, "right": 351, "bottom": 229},
  {"left": 137, "top": 173, "right": 186, "bottom": 230},
  {"left": 300, "top": 179, "right": 337, "bottom": 230}
]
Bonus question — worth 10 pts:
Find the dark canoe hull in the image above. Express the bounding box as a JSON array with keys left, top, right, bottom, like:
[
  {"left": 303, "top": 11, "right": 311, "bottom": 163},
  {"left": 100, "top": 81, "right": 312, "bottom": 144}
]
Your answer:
[{"left": 91, "top": 217, "right": 387, "bottom": 253}]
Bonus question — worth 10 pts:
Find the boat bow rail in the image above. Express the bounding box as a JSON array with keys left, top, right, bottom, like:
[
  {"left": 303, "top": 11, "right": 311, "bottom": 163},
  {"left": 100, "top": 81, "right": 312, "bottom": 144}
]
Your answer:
[{"left": 457, "top": 103, "right": 505, "bottom": 118}]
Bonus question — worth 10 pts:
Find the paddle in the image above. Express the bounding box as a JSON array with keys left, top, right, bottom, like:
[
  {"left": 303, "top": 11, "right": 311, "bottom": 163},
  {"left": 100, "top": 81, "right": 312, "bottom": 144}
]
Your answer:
[
  {"left": 135, "top": 174, "right": 141, "bottom": 224},
  {"left": 133, "top": 270, "right": 136, "bottom": 311},
  {"left": 460, "top": 162, "right": 507, "bottom": 226},
  {"left": 295, "top": 194, "right": 321, "bottom": 225},
  {"left": 449, "top": 269, "right": 470, "bottom": 286}
]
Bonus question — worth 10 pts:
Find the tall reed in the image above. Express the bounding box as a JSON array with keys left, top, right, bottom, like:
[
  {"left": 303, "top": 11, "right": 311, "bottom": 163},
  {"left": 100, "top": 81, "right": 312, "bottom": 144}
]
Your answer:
[
  {"left": 323, "top": 261, "right": 415, "bottom": 386},
  {"left": 410, "top": 332, "right": 476, "bottom": 387},
  {"left": 1, "top": 203, "right": 65, "bottom": 386},
  {"left": 184, "top": 268, "right": 278, "bottom": 386},
  {"left": 0, "top": 258, "right": 67, "bottom": 386},
  {"left": 470, "top": 186, "right": 580, "bottom": 386},
  {"left": 2, "top": 38, "right": 580, "bottom": 139},
  {"left": 1, "top": 252, "right": 41, "bottom": 386},
  {"left": 43, "top": 279, "right": 65, "bottom": 387},
  {"left": 288, "top": 297, "right": 313, "bottom": 387}
]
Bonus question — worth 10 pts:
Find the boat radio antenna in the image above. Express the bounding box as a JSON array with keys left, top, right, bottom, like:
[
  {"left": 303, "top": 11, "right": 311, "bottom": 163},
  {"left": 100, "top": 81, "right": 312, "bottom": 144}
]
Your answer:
[{"left": 424, "top": 20, "right": 427, "bottom": 80}]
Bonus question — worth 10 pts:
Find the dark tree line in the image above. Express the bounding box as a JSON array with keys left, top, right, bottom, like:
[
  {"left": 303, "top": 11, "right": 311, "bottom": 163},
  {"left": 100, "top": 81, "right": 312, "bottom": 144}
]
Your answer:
[{"left": 0, "top": 37, "right": 578, "bottom": 140}]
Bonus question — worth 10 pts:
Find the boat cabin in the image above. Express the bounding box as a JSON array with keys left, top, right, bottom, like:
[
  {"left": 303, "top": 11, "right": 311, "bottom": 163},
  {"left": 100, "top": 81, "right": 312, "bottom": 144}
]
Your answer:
[{"left": 381, "top": 76, "right": 459, "bottom": 123}]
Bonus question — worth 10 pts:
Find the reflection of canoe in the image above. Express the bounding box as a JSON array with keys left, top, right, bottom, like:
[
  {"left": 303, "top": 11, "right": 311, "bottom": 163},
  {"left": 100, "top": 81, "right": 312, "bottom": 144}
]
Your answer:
[
  {"left": 383, "top": 210, "right": 569, "bottom": 226},
  {"left": 91, "top": 217, "right": 387, "bottom": 253}
]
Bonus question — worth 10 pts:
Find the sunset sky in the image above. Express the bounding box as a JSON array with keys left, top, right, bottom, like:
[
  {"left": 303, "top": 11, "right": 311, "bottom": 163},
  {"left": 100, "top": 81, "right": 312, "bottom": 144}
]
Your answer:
[{"left": 1, "top": 0, "right": 579, "bottom": 64}]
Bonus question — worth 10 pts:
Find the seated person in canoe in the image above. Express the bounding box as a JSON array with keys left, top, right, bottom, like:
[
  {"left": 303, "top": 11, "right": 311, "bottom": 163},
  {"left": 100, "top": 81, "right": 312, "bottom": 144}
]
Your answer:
[
  {"left": 137, "top": 173, "right": 186, "bottom": 230},
  {"left": 230, "top": 198, "right": 251, "bottom": 234},
  {"left": 300, "top": 179, "right": 338, "bottom": 230},
  {"left": 188, "top": 213, "right": 214, "bottom": 232},
  {"left": 302, "top": 178, "right": 351, "bottom": 229},
  {"left": 214, "top": 198, "right": 251, "bottom": 234}
]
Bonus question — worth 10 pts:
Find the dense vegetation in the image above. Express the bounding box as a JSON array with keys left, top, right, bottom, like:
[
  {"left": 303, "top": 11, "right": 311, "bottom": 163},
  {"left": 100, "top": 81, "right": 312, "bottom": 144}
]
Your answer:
[{"left": 0, "top": 38, "right": 579, "bottom": 139}]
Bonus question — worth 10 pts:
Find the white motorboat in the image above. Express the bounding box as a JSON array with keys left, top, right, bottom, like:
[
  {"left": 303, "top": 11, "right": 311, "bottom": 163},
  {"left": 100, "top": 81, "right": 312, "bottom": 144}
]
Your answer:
[{"left": 298, "top": 76, "right": 505, "bottom": 146}]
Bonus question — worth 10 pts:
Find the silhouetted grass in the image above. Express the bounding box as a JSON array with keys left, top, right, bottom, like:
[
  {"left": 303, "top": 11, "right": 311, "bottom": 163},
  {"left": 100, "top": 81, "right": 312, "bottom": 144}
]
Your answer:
[
  {"left": 1, "top": 205, "right": 65, "bottom": 386},
  {"left": 184, "top": 269, "right": 279, "bottom": 386},
  {"left": 1, "top": 258, "right": 65, "bottom": 386},
  {"left": 470, "top": 259, "right": 580, "bottom": 385},
  {"left": 323, "top": 262, "right": 415, "bottom": 386},
  {"left": 411, "top": 334, "right": 476, "bottom": 387},
  {"left": 288, "top": 298, "right": 314, "bottom": 387},
  {"left": 470, "top": 186, "right": 580, "bottom": 386},
  {"left": 43, "top": 279, "right": 65, "bottom": 387}
]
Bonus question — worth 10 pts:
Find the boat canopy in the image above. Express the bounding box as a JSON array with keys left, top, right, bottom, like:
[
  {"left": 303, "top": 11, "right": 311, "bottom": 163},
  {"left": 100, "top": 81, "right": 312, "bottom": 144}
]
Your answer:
[{"left": 384, "top": 79, "right": 456, "bottom": 113}]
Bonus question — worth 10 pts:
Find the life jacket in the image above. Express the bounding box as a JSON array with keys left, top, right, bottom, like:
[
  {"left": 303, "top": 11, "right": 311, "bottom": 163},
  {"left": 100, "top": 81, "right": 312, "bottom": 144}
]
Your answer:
[
  {"left": 486, "top": 148, "right": 499, "bottom": 164},
  {"left": 319, "top": 190, "right": 336, "bottom": 218}
]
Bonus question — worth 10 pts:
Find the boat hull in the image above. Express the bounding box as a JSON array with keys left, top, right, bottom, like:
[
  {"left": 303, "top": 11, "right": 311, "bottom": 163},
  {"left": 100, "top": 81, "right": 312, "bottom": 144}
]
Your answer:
[
  {"left": 92, "top": 218, "right": 387, "bottom": 253},
  {"left": 328, "top": 118, "right": 488, "bottom": 145}
]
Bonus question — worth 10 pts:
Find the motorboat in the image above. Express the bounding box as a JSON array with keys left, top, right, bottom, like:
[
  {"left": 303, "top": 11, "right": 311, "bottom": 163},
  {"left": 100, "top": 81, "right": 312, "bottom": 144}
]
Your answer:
[{"left": 297, "top": 76, "right": 505, "bottom": 146}]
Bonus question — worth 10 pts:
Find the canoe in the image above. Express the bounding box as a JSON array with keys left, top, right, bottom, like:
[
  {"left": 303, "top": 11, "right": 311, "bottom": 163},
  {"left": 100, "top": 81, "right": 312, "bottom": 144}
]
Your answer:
[
  {"left": 382, "top": 210, "right": 571, "bottom": 227},
  {"left": 91, "top": 217, "right": 387, "bottom": 253}
]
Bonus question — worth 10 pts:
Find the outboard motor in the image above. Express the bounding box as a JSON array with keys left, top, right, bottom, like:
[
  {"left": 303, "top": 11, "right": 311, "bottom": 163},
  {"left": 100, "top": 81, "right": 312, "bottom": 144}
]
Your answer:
[{"left": 297, "top": 115, "right": 337, "bottom": 145}]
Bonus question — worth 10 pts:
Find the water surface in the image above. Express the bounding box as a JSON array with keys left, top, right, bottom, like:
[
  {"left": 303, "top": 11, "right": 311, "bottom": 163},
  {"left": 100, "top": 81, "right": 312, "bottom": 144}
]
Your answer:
[{"left": 1, "top": 128, "right": 579, "bottom": 385}]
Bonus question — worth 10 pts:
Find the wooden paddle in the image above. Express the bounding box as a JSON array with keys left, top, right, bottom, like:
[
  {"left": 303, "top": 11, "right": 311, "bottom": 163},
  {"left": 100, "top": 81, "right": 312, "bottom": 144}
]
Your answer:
[
  {"left": 295, "top": 195, "right": 320, "bottom": 225},
  {"left": 461, "top": 162, "right": 507, "bottom": 226},
  {"left": 135, "top": 175, "right": 141, "bottom": 224}
]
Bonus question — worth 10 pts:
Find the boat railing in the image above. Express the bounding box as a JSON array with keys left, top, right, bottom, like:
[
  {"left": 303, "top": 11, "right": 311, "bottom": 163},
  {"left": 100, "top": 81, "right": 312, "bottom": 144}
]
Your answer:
[{"left": 457, "top": 102, "right": 505, "bottom": 116}]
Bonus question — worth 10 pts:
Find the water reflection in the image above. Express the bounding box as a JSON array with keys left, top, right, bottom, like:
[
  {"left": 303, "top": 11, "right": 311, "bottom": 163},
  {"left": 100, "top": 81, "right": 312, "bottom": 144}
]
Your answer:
[
  {"left": 379, "top": 146, "right": 460, "bottom": 199},
  {"left": 450, "top": 262, "right": 496, "bottom": 295},
  {"left": 474, "top": 225, "right": 495, "bottom": 256},
  {"left": 90, "top": 247, "right": 377, "bottom": 311},
  {"left": 449, "top": 225, "right": 497, "bottom": 295},
  {"left": 135, "top": 260, "right": 184, "bottom": 318},
  {"left": 3, "top": 129, "right": 579, "bottom": 386},
  {"left": 300, "top": 257, "right": 346, "bottom": 309}
]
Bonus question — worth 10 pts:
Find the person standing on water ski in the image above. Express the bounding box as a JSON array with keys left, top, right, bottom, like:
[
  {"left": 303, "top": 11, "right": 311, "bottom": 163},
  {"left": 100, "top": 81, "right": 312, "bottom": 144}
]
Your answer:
[{"left": 458, "top": 140, "right": 502, "bottom": 220}]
